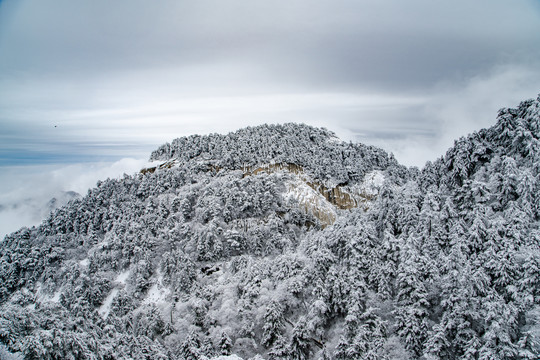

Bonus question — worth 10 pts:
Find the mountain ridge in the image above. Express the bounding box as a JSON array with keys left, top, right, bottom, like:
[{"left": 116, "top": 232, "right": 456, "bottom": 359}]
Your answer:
[{"left": 148, "top": 122, "right": 406, "bottom": 188}]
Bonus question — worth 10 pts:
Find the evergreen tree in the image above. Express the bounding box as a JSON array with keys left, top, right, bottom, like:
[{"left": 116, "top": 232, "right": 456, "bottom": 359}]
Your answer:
[
  {"left": 219, "top": 331, "right": 233, "bottom": 355},
  {"left": 262, "top": 300, "right": 285, "bottom": 348}
]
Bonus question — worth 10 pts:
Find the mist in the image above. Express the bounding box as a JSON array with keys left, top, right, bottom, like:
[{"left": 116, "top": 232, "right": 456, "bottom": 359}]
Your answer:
[{"left": 0, "top": 158, "right": 151, "bottom": 239}]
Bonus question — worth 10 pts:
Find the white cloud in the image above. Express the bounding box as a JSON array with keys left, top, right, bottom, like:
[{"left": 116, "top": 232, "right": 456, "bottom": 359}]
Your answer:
[
  {"left": 424, "top": 63, "right": 540, "bottom": 161},
  {"left": 344, "top": 63, "right": 540, "bottom": 167},
  {"left": 0, "top": 157, "right": 151, "bottom": 239}
]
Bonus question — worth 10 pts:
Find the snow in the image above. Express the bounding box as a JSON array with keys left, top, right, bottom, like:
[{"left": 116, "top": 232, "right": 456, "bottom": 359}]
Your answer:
[
  {"left": 98, "top": 288, "right": 119, "bottom": 319},
  {"left": 98, "top": 270, "right": 130, "bottom": 318},
  {"left": 34, "top": 282, "right": 62, "bottom": 304},
  {"left": 79, "top": 258, "right": 89, "bottom": 266},
  {"left": 142, "top": 269, "right": 170, "bottom": 305},
  {"left": 115, "top": 270, "right": 130, "bottom": 284},
  {"left": 285, "top": 178, "right": 320, "bottom": 203},
  {"left": 360, "top": 170, "right": 385, "bottom": 195},
  {"left": 210, "top": 356, "right": 243, "bottom": 360},
  {"left": 284, "top": 176, "right": 336, "bottom": 225},
  {"left": 50, "top": 290, "right": 61, "bottom": 303},
  {"left": 0, "top": 344, "right": 23, "bottom": 360}
]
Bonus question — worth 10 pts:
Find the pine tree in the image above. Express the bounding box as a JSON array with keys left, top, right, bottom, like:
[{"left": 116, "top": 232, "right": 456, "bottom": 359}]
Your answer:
[
  {"left": 262, "top": 300, "right": 285, "bottom": 348},
  {"left": 268, "top": 336, "right": 289, "bottom": 360},
  {"left": 394, "top": 240, "right": 431, "bottom": 356},
  {"left": 335, "top": 306, "right": 386, "bottom": 360},
  {"left": 179, "top": 331, "right": 205, "bottom": 360},
  {"left": 289, "top": 317, "right": 311, "bottom": 360},
  {"left": 219, "top": 331, "right": 233, "bottom": 355}
]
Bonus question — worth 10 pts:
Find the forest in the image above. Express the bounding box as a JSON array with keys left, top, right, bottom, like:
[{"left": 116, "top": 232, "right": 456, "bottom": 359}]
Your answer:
[{"left": 0, "top": 96, "right": 539, "bottom": 359}]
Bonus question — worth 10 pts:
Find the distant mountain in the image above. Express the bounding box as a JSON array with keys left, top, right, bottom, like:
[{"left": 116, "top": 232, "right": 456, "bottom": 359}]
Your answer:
[
  {"left": 44, "top": 191, "right": 82, "bottom": 216},
  {"left": 0, "top": 97, "right": 539, "bottom": 359},
  {"left": 0, "top": 190, "right": 81, "bottom": 239},
  {"left": 0, "top": 191, "right": 81, "bottom": 219}
]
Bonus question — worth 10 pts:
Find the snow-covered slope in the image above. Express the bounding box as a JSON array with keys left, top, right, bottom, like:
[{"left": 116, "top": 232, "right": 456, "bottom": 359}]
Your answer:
[{"left": 1, "top": 98, "right": 540, "bottom": 360}]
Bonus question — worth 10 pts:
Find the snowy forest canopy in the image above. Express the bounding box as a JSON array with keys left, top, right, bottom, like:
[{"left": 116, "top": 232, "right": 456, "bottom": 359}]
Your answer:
[{"left": 0, "top": 96, "right": 540, "bottom": 359}]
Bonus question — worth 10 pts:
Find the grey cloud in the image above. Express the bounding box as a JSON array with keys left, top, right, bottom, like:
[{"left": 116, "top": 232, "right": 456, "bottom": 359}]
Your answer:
[
  {"left": 371, "top": 64, "right": 540, "bottom": 166},
  {"left": 1, "top": 0, "right": 539, "bottom": 91}
]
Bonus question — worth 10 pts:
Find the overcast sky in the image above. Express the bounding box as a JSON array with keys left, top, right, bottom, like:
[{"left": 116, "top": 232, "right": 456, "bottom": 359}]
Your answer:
[{"left": 1, "top": 0, "right": 540, "bottom": 236}]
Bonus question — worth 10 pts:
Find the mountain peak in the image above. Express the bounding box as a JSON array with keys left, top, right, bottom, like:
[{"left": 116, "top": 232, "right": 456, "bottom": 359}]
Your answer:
[{"left": 149, "top": 122, "right": 401, "bottom": 188}]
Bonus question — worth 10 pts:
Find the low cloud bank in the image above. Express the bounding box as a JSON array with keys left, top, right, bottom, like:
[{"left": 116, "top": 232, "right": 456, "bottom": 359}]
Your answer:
[
  {"left": 354, "top": 64, "right": 540, "bottom": 167},
  {"left": 0, "top": 158, "right": 151, "bottom": 240}
]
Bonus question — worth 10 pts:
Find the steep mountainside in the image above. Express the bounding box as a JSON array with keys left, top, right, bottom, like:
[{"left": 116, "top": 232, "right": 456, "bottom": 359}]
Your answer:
[{"left": 0, "top": 97, "right": 539, "bottom": 359}]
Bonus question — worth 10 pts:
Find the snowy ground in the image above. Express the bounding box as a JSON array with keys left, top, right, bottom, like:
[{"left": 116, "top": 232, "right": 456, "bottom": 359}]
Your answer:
[
  {"left": 98, "top": 270, "right": 130, "bottom": 318},
  {"left": 210, "top": 355, "right": 244, "bottom": 360},
  {"left": 142, "top": 269, "right": 170, "bottom": 306}
]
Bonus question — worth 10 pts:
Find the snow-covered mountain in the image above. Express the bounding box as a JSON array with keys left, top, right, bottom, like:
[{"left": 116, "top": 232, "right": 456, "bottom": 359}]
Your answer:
[{"left": 0, "top": 96, "right": 539, "bottom": 359}]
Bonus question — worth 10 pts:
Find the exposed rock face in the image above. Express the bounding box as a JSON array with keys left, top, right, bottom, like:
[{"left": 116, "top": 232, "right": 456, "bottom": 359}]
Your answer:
[
  {"left": 305, "top": 181, "right": 374, "bottom": 210},
  {"left": 284, "top": 177, "right": 337, "bottom": 227},
  {"left": 141, "top": 160, "right": 379, "bottom": 227},
  {"left": 242, "top": 163, "right": 304, "bottom": 177},
  {"left": 140, "top": 159, "right": 179, "bottom": 174},
  {"left": 243, "top": 163, "right": 377, "bottom": 223}
]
